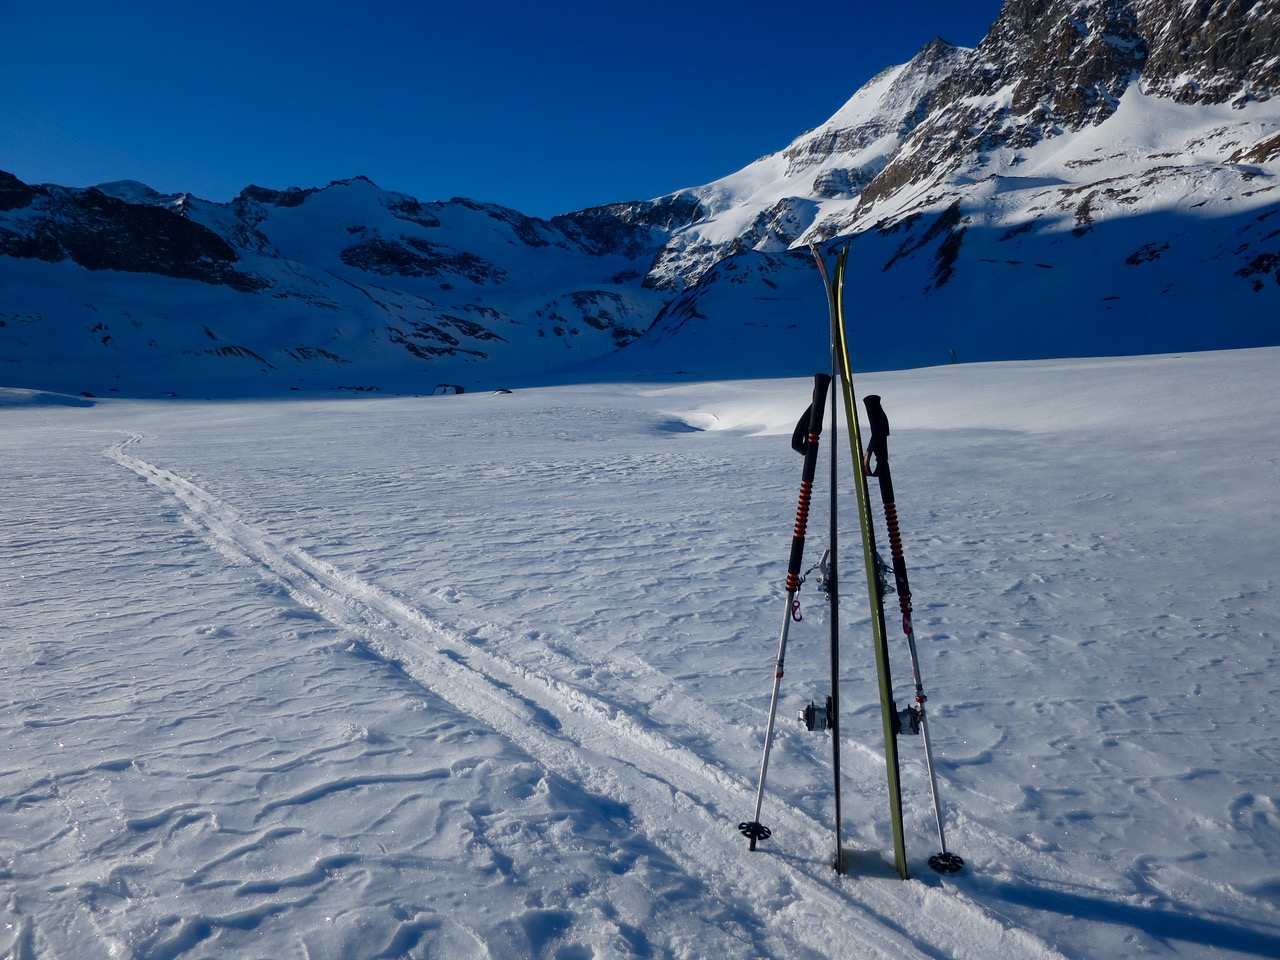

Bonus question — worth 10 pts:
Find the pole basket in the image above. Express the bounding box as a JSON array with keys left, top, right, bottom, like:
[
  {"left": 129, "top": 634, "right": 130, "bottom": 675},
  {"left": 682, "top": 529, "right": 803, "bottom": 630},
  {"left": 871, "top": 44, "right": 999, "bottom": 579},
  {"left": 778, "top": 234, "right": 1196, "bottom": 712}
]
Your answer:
[
  {"left": 928, "top": 851, "right": 965, "bottom": 873},
  {"left": 738, "top": 821, "right": 772, "bottom": 851}
]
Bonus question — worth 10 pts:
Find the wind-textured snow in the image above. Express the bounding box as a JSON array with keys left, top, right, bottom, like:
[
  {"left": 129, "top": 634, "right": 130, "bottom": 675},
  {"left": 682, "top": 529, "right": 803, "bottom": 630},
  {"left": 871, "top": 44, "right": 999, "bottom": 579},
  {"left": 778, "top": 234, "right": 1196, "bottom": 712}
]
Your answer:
[{"left": 3, "top": 348, "right": 1279, "bottom": 959}]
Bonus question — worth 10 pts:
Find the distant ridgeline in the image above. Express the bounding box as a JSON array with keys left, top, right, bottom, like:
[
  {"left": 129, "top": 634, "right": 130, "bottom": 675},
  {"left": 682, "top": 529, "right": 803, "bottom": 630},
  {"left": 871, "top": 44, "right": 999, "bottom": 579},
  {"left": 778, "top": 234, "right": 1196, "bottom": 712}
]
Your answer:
[{"left": 2, "top": 0, "right": 1278, "bottom": 396}]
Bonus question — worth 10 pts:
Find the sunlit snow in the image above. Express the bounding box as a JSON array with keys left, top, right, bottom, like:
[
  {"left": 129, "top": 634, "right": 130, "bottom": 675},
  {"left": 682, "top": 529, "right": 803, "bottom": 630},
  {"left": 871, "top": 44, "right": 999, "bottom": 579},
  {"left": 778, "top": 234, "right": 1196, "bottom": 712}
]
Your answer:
[{"left": 4, "top": 348, "right": 1278, "bottom": 958}]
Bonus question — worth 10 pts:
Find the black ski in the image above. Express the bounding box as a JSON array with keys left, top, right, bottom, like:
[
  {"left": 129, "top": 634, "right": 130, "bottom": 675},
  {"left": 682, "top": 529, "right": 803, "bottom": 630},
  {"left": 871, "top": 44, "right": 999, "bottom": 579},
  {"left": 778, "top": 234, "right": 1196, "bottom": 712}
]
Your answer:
[{"left": 819, "top": 255, "right": 846, "bottom": 875}]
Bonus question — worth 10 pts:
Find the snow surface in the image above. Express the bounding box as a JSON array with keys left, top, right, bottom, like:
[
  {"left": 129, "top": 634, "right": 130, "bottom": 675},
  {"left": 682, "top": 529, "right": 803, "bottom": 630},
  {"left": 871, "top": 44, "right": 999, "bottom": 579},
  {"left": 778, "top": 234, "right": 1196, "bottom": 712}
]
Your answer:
[{"left": 3, "top": 348, "right": 1279, "bottom": 959}]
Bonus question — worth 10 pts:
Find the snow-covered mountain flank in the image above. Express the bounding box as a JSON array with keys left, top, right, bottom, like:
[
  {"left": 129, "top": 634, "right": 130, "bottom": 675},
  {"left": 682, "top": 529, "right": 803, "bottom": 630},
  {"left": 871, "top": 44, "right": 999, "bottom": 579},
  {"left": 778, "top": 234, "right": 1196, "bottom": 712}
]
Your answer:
[{"left": 3, "top": 0, "right": 1278, "bottom": 395}]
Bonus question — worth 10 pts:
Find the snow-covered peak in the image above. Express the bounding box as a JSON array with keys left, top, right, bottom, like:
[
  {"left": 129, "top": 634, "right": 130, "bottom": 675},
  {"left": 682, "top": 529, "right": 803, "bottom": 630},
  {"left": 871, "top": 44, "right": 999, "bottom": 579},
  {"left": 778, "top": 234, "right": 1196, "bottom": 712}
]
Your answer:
[
  {"left": 639, "top": 39, "right": 972, "bottom": 286},
  {"left": 91, "top": 179, "right": 166, "bottom": 202},
  {"left": 689, "top": 39, "right": 969, "bottom": 219},
  {"left": 825, "top": 37, "right": 966, "bottom": 130}
]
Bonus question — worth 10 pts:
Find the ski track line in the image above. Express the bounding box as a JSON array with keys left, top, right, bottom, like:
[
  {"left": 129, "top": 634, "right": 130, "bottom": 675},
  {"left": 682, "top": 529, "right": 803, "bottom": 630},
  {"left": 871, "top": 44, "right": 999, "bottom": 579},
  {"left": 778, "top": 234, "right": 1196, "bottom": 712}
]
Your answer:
[{"left": 107, "top": 436, "right": 1066, "bottom": 960}]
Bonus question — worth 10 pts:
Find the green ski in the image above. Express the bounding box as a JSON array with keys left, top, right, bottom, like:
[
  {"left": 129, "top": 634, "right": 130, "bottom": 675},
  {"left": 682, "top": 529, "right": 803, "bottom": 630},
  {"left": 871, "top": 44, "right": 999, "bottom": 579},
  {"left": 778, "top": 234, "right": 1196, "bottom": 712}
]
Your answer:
[{"left": 812, "top": 243, "right": 909, "bottom": 880}]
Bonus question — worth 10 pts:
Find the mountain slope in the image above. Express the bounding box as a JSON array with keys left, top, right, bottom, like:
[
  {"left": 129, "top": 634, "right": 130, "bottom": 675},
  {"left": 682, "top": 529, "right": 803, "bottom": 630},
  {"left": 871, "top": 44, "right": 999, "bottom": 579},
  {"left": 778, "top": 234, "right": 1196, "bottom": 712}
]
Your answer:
[
  {"left": 642, "top": 38, "right": 971, "bottom": 292},
  {"left": 629, "top": 0, "right": 1280, "bottom": 375},
  {"left": 0, "top": 174, "right": 694, "bottom": 395}
]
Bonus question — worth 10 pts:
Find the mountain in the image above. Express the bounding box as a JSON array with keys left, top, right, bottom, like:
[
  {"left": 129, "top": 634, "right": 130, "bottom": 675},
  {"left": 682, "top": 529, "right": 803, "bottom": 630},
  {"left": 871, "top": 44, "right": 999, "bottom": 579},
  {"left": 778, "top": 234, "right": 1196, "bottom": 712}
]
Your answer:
[
  {"left": 623, "top": 0, "right": 1280, "bottom": 376},
  {"left": 641, "top": 38, "right": 972, "bottom": 293},
  {"left": 0, "top": 173, "right": 701, "bottom": 395},
  {"left": 2, "top": 0, "right": 1278, "bottom": 396}
]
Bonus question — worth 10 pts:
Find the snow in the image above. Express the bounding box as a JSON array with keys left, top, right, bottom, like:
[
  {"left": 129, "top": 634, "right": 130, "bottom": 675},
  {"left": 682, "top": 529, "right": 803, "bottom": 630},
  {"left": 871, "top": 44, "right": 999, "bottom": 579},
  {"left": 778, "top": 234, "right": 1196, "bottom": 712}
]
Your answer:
[
  {"left": 672, "top": 48, "right": 967, "bottom": 249},
  {"left": 90, "top": 181, "right": 165, "bottom": 204},
  {"left": 3, "top": 347, "right": 1279, "bottom": 958},
  {"left": 1025, "top": 85, "right": 1280, "bottom": 171}
]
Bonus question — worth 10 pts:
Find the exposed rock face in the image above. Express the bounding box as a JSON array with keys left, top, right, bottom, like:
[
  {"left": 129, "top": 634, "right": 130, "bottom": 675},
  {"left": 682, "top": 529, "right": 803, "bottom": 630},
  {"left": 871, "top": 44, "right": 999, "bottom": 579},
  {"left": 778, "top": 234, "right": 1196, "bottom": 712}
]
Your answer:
[
  {"left": 859, "top": 0, "right": 1149, "bottom": 208},
  {"left": 643, "top": 0, "right": 1280, "bottom": 296},
  {"left": 339, "top": 237, "right": 508, "bottom": 284},
  {"left": 1136, "top": 0, "right": 1280, "bottom": 104},
  {"left": 0, "top": 170, "right": 39, "bottom": 211},
  {"left": 861, "top": 0, "right": 1279, "bottom": 210},
  {"left": 0, "top": 172, "right": 264, "bottom": 291},
  {"left": 554, "top": 195, "right": 705, "bottom": 260}
]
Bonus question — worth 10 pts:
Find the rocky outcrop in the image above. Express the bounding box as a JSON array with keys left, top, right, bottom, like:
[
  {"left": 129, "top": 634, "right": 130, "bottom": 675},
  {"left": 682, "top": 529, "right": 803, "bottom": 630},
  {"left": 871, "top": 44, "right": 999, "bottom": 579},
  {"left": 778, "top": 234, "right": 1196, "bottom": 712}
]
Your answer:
[
  {"left": 0, "top": 172, "right": 265, "bottom": 291},
  {"left": 339, "top": 236, "right": 507, "bottom": 284},
  {"left": 859, "top": 0, "right": 1148, "bottom": 208},
  {"left": 554, "top": 195, "right": 705, "bottom": 260},
  {"left": 1136, "top": 0, "right": 1280, "bottom": 104},
  {"left": 861, "top": 0, "right": 1279, "bottom": 210}
]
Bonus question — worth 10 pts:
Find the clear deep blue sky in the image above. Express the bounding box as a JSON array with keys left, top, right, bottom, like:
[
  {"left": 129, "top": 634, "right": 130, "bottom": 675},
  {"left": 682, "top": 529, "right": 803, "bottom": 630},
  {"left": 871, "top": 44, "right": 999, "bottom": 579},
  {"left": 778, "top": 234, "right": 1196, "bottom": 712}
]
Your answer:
[{"left": 4, "top": 1, "right": 1005, "bottom": 219}]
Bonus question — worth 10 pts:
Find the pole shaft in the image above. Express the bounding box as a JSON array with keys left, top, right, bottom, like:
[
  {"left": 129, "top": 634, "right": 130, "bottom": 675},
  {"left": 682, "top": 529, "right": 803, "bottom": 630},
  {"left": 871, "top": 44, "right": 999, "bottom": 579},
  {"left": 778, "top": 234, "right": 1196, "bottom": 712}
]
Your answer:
[
  {"left": 864, "top": 394, "right": 955, "bottom": 863},
  {"left": 742, "top": 373, "right": 830, "bottom": 851}
]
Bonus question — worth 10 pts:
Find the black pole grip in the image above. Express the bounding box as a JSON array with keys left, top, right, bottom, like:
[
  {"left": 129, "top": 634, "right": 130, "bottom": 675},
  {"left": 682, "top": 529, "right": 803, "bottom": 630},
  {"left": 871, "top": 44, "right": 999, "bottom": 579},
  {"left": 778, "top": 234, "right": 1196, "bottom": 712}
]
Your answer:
[
  {"left": 863, "top": 394, "right": 891, "bottom": 484},
  {"left": 785, "top": 374, "right": 831, "bottom": 592},
  {"left": 792, "top": 374, "right": 831, "bottom": 454},
  {"left": 862, "top": 394, "right": 912, "bottom": 612}
]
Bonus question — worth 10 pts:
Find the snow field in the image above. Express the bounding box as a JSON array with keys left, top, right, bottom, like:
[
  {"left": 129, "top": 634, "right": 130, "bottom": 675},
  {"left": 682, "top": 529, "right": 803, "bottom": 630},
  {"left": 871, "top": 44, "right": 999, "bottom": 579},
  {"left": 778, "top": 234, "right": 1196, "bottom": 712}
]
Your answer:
[{"left": 2, "top": 349, "right": 1278, "bottom": 958}]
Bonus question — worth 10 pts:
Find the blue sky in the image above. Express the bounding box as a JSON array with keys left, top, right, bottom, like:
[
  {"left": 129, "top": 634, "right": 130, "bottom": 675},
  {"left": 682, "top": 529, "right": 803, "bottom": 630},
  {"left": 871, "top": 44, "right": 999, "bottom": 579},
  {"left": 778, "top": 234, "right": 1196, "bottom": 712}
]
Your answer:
[{"left": 4, "top": 1, "right": 1005, "bottom": 219}]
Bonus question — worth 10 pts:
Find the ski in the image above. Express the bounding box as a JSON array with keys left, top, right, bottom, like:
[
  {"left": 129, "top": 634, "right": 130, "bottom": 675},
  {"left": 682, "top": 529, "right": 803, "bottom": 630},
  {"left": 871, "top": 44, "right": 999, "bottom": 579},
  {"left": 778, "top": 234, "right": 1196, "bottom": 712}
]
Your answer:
[
  {"left": 863, "top": 394, "right": 965, "bottom": 874},
  {"left": 812, "top": 243, "right": 910, "bottom": 880},
  {"left": 819, "top": 257, "right": 849, "bottom": 880},
  {"left": 740, "top": 372, "right": 832, "bottom": 852}
]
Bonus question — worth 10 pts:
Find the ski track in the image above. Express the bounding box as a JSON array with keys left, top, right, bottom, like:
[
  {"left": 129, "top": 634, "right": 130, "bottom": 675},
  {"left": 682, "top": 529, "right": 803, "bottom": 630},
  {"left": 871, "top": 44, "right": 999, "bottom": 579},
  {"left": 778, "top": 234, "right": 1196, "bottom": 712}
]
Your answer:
[{"left": 105, "top": 434, "right": 1067, "bottom": 960}]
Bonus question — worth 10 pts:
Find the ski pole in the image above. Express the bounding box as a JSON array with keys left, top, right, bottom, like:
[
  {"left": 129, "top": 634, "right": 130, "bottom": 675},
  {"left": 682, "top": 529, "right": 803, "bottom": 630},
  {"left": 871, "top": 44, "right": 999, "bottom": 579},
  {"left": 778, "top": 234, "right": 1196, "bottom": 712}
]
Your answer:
[
  {"left": 863, "top": 394, "right": 964, "bottom": 874},
  {"left": 740, "top": 372, "right": 831, "bottom": 851}
]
